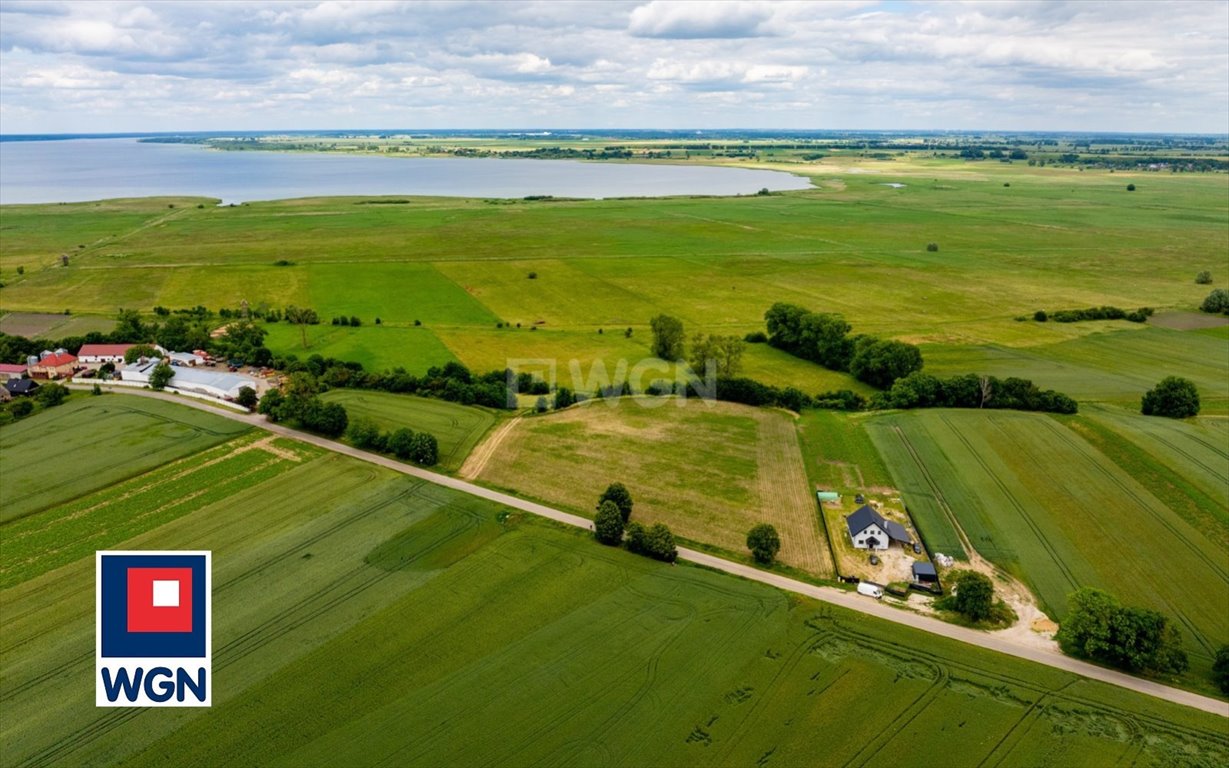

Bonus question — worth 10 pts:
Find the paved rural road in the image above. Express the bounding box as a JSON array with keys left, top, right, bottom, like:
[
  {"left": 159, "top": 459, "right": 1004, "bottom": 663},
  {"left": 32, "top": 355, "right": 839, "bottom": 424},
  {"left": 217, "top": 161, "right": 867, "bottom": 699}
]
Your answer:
[{"left": 78, "top": 387, "right": 1229, "bottom": 718}]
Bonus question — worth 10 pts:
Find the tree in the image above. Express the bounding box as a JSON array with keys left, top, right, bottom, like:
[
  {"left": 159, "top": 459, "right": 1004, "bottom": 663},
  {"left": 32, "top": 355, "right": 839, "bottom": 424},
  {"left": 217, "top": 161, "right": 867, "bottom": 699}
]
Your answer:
[
  {"left": 9, "top": 399, "right": 33, "bottom": 419},
  {"left": 284, "top": 305, "right": 318, "bottom": 348},
  {"left": 1126, "top": 183, "right": 1136, "bottom": 191},
  {"left": 124, "top": 344, "right": 160, "bottom": 364},
  {"left": 746, "top": 523, "right": 781, "bottom": 566},
  {"left": 37, "top": 382, "right": 69, "bottom": 407},
  {"left": 407, "top": 431, "right": 439, "bottom": 465},
  {"left": 951, "top": 571, "right": 994, "bottom": 622},
  {"left": 849, "top": 338, "right": 924, "bottom": 388},
  {"left": 594, "top": 500, "right": 624, "bottom": 545},
  {"left": 554, "top": 387, "right": 575, "bottom": 410},
  {"left": 148, "top": 363, "right": 175, "bottom": 390},
  {"left": 649, "top": 314, "right": 686, "bottom": 361},
  {"left": 386, "top": 427, "right": 417, "bottom": 459},
  {"left": 1057, "top": 588, "right": 1188, "bottom": 675},
  {"left": 1213, "top": 646, "right": 1229, "bottom": 695},
  {"left": 689, "top": 334, "right": 745, "bottom": 378},
  {"left": 157, "top": 315, "right": 210, "bottom": 353},
  {"left": 1141, "top": 376, "right": 1200, "bottom": 418},
  {"left": 235, "top": 386, "right": 258, "bottom": 410},
  {"left": 598, "top": 482, "right": 634, "bottom": 522},
  {"left": 1200, "top": 288, "right": 1229, "bottom": 314},
  {"left": 258, "top": 390, "right": 285, "bottom": 421},
  {"left": 1195, "top": 271, "right": 1213, "bottom": 285},
  {"left": 347, "top": 416, "right": 382, "bottom": 450},
  {"left": 302, "top": 401, "right": 348, "bottom": 437},
  {"left": 113, "top": 309, "right": 148, "bottom": 342},
  {"left": 643, "top": 523, "right": 678, "bottom": 563}
]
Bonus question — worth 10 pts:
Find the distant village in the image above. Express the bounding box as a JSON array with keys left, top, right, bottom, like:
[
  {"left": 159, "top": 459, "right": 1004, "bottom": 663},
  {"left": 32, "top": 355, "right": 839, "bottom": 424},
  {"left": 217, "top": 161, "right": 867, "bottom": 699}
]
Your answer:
[{"left": 0, "top": 343, "right": 272, "bottom": 405}]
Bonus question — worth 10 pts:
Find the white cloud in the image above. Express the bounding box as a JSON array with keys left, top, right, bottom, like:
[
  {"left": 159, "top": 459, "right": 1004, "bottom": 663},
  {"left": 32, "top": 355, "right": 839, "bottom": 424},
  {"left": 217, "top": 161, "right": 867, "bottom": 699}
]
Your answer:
[{"left": 629, "top": 1, "right": 774, "bottom": 39}]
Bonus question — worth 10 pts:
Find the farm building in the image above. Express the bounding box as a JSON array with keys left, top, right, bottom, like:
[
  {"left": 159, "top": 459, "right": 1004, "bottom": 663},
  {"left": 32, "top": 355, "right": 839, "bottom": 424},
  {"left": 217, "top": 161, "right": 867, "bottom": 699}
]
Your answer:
[
  {"left": 846, "top": 504, "right": 913, "bottom": 551},
  {"left": 0, "top": 363, "right": 27, "bottom": 381},
  {"left": 77, "top": 343, "right": 137, "bottom": 365},
  {"left": 28, "top": 350, "right": 77, "bottom": 380},
  {"left": 5, "top": 378, "right": 40, "bottom": 397},
  {"left": 121, "top": 358, "right": 259, "bottom": 400},
  {"left": 816, "top": 490, "right": 841, "bottom": 504},
  {"left": 168, "top": 351, "right": 207, "bottom": 367},
  {"left": 912, "top": 561, "right": 938, "bottom": 584}
]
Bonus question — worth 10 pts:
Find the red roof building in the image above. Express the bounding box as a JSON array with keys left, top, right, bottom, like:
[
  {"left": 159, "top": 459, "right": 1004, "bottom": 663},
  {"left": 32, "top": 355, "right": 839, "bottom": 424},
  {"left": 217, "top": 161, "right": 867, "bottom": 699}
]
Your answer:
[
  {"left": 0, "top": 363, "right": 26, "bottom": 381},
  {"left": 29, "top": 352, "right": 78, "bottom": 380},
  {"left": 77, "top": 343, "right": 136, "bottom": 363}
]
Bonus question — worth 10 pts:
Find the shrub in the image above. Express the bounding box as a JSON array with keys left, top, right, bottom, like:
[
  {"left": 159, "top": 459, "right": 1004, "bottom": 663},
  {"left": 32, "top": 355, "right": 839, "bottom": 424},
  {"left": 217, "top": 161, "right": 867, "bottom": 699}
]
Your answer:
[
  {"left": 598, "top": 482, "right": 634, "bottom": 522},
  {"left": 743, "top": 331, "right": 768, "bottom": 343},
  {"left": 1214, "top": 646, "right": 1229, "bottom": 695},
  {"left": 625, "top": 522, "right": 677, "bottom": 562},
  {"left": 812, "top": 389, "right": 866, "bottom": 411},
  {"left": 527, "top": 271, "right": 537, "bottom": 279},
  {"left": 849, "top": 338, "right": 924, "bottom": 388},
  {"left": 235, "top": 386, "right": 258, "bottom": 410},
  {"left": 926, "top": 243, "right": 939, "bottom": 252},
  {"left": 1126, "top": 183, "right": 1136, "bottom": 191},
  {"left": 1200, "top": 288, "right": 1229, "bottom": 314},
  {"left": 1195, "top": 271, "right": 1213, "bottom": 285},
  {"left": 746, "top": 523, "right": 781, "bottom": 566},
  {"left": 347, "top": 416, "right": 382, "bottom": 450},
  {"left": 1141, "top": 376, "right": 1199, "bottom": 418},
  {"left": 9, "top": 399, "right": 33, "bottom": 419},
  {"left": 406, "top": 431, "right": 439, "bottom": 466},
  {"left": 594, "top": 501, "right": 624, "bottom": 545},
  {"left": 148, "top": 363, "right": 175, "bottom": 390},
  {"left": 386, "top": 428, "right": 417, "bottom": 460},
  {"left": 1033, "top": 310, "right": 1047, "bottom": 322},
  {"left": 91, "top": 383, "right": 102, "bottom": 396}
]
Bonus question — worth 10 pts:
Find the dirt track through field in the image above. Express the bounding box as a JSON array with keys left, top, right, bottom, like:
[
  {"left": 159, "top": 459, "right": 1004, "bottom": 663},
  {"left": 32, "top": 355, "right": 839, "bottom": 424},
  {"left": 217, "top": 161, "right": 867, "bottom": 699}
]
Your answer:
[
  {"left": 459, "top": 416, "right": 522, "bottom": 479},
  {"left": 755, "top": 414, "right": 832, "bottom": 575},
  {"left": 68, "top": 386, "right": 1229, "bottom": 719}
]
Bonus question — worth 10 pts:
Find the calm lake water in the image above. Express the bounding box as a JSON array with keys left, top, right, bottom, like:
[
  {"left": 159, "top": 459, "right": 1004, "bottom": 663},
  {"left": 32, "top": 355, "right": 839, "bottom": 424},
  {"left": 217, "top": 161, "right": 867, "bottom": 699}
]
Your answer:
[{"left": 0, "top": 139, "right": 811, "bottom": 205}]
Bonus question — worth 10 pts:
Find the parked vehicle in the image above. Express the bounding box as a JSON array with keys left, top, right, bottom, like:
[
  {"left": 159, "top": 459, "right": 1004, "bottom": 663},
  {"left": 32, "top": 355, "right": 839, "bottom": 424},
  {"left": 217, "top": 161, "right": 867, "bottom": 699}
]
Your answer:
[
  {"left": 857, "top": 582, "right": 884, "bottom": 599},
  {"left": 912, "top": 543, "right": 922, "bottom": 554}
]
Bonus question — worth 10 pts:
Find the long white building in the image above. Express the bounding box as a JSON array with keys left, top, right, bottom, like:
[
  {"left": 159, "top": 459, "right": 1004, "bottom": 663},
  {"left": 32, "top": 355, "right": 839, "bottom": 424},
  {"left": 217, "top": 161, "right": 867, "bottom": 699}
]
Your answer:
[{"left": 121, "top": 358, "right": 259, "bottom": 400}]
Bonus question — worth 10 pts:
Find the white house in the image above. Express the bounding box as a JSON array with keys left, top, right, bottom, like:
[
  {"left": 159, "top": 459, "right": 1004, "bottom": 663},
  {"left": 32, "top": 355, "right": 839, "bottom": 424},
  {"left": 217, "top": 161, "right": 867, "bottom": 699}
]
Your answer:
[
  {"left": 846, "top": 505, "right": 913, "bottom": 551},
  {"left": 77, "top": 343, "right": 137, "bottom": 365}
]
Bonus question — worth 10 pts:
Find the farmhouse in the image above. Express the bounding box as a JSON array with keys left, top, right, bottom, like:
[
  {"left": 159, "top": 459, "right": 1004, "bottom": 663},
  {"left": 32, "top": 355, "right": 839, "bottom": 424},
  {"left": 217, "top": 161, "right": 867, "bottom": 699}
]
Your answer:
[
  {"left": 77, "top": 343, "right": 136, "bottom": 365},
  {"left": 121, "top": 358, "right": 259, "bottom": 401},
  {"left": 846, "top": 504, "right": 913, "bottom": 551},
  {"left": 28, "top": 350, "right": 77, "bottom": 380},
  {"left": 0, "top": 363, "right": 27, "bottom": 381}
]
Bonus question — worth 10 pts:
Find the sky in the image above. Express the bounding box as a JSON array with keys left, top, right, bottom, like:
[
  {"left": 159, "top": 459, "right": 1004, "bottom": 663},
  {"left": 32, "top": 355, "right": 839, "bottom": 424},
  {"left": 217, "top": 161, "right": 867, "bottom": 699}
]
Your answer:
[{"left": 1, "top": 0, "right": 1226, "bottom": 135}]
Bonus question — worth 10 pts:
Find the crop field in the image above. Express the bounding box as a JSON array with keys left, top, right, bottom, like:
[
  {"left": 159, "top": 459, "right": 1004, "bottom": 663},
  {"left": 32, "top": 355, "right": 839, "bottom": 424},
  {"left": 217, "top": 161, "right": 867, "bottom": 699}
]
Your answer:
[
  {"left": 0, "top": 395, "right": 250, "bottom": 523},
  {"left": 866, "top": 409, "right": 1229, "bottom": 680},
  {"left": 2, "top": 400, "right": 1226, "bottom": 766},
  {"left": 318, "top": 389, "right": 497, "bottom": 470},
  {"left": 473, "top": 397, "right": 832, "bottom": 575},
  {"left": 2, "top": 160, "right": 1225, "bottom": 399}
]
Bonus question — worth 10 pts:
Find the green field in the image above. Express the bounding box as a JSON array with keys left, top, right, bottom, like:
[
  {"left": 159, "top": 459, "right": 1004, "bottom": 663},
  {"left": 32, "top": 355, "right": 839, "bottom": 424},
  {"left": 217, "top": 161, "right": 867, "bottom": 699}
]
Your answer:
[
  {"left": 3, "top": 159, "right": 1225, "bottom": 398},
  {"left": 866, "top": 409, "right": 1229, "bottom": 680},
  {"left": 0, "top": 395, "right": 250, "bottom": 523},
  {"left": 1, "top": 400, "right": 1226, "bottom": 767},
  {"left": 318, "top": 389, "right": 498, "bottom": 470}
]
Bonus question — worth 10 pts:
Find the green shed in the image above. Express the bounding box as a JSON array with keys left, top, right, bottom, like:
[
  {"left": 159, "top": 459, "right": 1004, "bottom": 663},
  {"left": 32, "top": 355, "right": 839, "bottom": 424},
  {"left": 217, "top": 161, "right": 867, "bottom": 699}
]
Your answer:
[{"left": 816, "top": 490, "right": 841, "bottom": 504}]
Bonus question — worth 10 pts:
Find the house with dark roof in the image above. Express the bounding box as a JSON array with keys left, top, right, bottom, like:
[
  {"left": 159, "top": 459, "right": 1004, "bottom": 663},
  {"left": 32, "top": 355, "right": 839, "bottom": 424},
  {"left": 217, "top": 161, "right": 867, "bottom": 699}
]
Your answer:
[
  {"left": 5, "top": 378, "right": 40, "bottom": 397},
  {"left": 846, "top": 504, "right": 913, "bottom": 551}
]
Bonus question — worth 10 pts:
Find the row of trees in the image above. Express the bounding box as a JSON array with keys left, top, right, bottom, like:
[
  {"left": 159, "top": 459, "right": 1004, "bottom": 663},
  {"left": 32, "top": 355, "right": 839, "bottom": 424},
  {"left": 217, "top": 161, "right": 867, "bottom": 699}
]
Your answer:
[
  {"left": 346, "top": 417, "right": 440, "bottom": 466},
  {"left": 257, "top": 373, "right": 349, "bottom": 437},
  {"left": 763, "top": 303, "right": 924, "bottom": 388},
  {"left": 592, "top": 483, "right": 678, "bottom": 563},
  {"left": 1057, "top": 588, "right": 1188, "bottom": 675},
  {"left": 876, "top": 371, "right": 1079, "bottom": 414},
  {"left": 1034, "top": 306, "right": 1152, "bottom": 324}
]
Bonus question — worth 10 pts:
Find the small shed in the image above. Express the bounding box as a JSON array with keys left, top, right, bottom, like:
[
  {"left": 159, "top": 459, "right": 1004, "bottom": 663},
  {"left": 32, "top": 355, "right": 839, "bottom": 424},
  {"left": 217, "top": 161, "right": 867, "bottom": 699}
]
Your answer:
[
  {"left": 816, "top": 490, "right": 841, "bottom": 504},
  {"left": 912, "top": 561, "right": 938, "bottom": 584}
]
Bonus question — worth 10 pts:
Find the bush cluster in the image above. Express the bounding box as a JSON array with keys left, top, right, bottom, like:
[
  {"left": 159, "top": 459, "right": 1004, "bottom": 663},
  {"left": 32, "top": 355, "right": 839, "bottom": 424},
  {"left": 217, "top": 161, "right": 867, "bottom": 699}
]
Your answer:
[
  {"left": 1037, "top": 306, "right": 1153, "bottom": 324},
  {"left": 346, "top": 417, "right": 440, "bottom": 466},
  {"left": 258, "top": 388, "right": 349, "bottom": 437},
  {"left": 330, "top": 315, "right": 362, "bottom": 327},
  {"left": 0, "top": 382, "right": 70, "bottom": 426},
  {"left": 1057, "top": 588, "right": 1188, "bottom": 675},
  {"left": 1141, "top": 376, "right": 1199, "bottom": 418},
  {"left": 1200, "top": 288, "right": 1229, "bottom": 315},
  {"left": 877, "top": 372, "right": 1078, "bottom": 414},
  {"left": 590, "top": 484, "right": 676, "bottom": 563},
  {"left": 763, "top": 303, "right": 923, "bottom": 389}
]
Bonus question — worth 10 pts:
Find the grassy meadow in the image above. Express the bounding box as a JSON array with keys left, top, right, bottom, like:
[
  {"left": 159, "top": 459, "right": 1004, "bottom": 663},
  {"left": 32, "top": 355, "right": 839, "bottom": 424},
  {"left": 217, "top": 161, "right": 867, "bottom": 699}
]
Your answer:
[
  {"left": 2, "top": 398, "right": 1226, "bottom": 767},
  {"left": 2, "top": 158, "right": 1226, "bottom": 408},
  {"left": 318, "top": 389, "right": 498, "bottom": 470},
  {"left": 866, "top": 408, "right": 1229, "bottom": 686},
  {"left": 473, "top": 397, "right": 831, "bottom": 575}
]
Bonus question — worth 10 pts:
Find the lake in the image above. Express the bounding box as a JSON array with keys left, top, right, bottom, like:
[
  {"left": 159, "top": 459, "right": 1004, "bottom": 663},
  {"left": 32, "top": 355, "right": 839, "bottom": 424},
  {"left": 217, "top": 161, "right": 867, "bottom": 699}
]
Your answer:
[{"left": 0, "top": 139, "right": 811, "bottom": 205}]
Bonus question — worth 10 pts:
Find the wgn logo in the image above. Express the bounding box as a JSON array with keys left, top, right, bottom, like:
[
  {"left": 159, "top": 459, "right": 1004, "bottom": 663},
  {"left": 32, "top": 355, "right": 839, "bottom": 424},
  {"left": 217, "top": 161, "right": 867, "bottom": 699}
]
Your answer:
[{"left": 96, "top": 551, "right": 211, "bottom": 707}]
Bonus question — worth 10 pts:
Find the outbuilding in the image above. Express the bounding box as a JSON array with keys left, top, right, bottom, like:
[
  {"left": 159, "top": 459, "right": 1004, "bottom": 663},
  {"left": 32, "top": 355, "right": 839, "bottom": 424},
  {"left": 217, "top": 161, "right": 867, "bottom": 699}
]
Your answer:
[
  {"left": 846, "top": 504, "right": 913, "bottom": 551},
  {"left": 28, "top": 350, "right": 77, "bottom": 379},
  {"left": 816, "top": 490, "right": 841, "bottom": 504},
  {"left": 5, "top": 378, "right": 40, "bottom": 397},
  {"left": 77, "top": 343, "right": 137, "bottom": 365},
  {"left": 0, "top": 363, "right": 27, "bottom": 381},
  {"left": 912, "top": 561, "right": 938, "bottom": 584}
]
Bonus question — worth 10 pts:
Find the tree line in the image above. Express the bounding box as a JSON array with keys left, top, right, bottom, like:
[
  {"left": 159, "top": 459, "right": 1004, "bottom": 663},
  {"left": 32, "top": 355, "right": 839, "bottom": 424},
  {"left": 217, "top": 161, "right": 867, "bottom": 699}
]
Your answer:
[{"left": 763, "top": 303, "right": 924, "bottom": 388}]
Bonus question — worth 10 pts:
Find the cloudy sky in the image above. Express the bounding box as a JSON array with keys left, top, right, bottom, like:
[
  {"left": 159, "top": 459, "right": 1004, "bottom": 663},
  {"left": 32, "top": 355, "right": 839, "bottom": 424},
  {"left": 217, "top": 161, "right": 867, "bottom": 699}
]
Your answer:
[{"left": 1, "top": 0, "right": 1226, "bottom": 134}]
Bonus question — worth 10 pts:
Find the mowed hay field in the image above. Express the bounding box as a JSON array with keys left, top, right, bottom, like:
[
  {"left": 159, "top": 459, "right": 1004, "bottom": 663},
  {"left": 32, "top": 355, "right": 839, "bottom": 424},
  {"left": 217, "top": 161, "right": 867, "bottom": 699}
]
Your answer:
[
  {"left": 867, "top": 409, "right": 1229, "bottom": 680},
  {"left": 319, "top": 389, "right": 498, "bottom": 470},
  {"left": 2, "top": 161, "right": 1225, "bottom": 397},
  {"left": 2, "top": 402, "right": 1227, "bottom": 766},
  {"left": 0, "top": 395, "right": 250, "bottom": 522},
  {"left": 473, "top": 397, "right": 831, "bottom": 575}
]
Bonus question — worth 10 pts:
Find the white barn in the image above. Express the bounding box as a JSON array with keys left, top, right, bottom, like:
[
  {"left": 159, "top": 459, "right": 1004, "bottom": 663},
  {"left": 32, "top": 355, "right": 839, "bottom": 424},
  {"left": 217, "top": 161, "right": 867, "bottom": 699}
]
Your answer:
[
  {"left": 846, "top": 505, "right": 913, "bottom": 551},
  {"left": 122, "top": 358, "right": 258, "bottom": 400}
]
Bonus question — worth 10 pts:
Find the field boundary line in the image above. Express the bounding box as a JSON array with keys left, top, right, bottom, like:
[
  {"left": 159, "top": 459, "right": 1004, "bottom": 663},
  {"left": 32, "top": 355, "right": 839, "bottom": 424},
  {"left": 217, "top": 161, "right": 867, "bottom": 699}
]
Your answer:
[{"left": 64, "top": 387, "right": 1229, "bottom": 719}]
